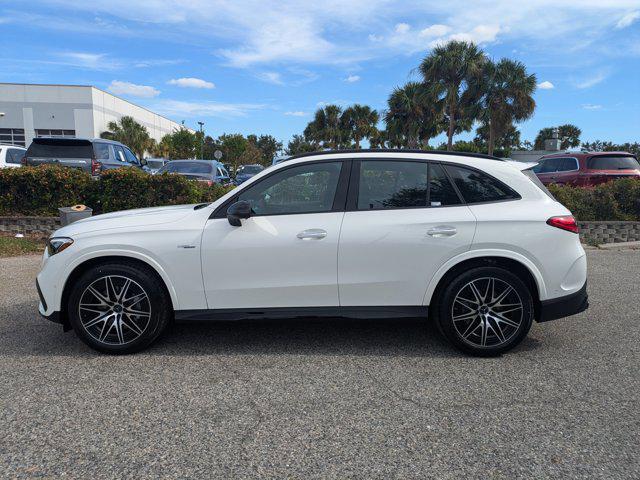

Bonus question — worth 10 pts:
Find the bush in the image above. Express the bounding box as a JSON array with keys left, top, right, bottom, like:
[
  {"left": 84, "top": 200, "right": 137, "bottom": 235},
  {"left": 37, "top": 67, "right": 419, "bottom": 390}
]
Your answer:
[
  {"left": 548, "top": 178, "right": 640, "bottom": 221},
  {"left": 0, "top": 166, "right": 234, "bottom": 216},
  {"left": 0, "top": 166, "right": 94, "bottom": 216}
]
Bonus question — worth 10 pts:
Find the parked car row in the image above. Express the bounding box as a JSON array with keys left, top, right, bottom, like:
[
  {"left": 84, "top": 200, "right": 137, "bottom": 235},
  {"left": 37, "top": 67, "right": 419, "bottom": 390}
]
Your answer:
[{"left": 4, "top": 137, "right": 639, "bottom": 189}]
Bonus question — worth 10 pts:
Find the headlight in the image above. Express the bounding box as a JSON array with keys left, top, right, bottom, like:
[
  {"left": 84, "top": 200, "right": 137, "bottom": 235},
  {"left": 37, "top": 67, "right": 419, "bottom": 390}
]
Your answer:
[{"left": 47, "top": 237, "right": 74, "bottom": 256}]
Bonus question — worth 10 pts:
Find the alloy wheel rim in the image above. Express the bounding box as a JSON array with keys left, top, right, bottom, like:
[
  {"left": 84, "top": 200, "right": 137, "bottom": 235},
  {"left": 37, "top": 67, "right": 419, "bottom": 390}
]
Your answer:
[
  {"left": 451, "top": 277, "right": 523, "bottom": 348},
  {"left": 78, "top": 275, "right": 151, "bottom": 345}
]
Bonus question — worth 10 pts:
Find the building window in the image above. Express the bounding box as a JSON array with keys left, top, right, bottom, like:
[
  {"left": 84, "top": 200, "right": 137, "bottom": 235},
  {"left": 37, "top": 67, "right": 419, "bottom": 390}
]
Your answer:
[
  {"left": 0, "top": 128, "right": 26, "bottom": 147},
  {"left": 35, "top": 129, "right": 76, "bottom": 138}
]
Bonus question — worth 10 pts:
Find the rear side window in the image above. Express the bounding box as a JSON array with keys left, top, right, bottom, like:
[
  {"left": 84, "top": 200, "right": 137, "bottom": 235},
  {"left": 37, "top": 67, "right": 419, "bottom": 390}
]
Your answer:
[
  {"left": 587, "top": 155, "right": 640, "bottom": 170},
  {"left": 357, "top": 161, "right": 461, "bottom": 210},
  {"left": 94, "top": 143, "right": 110, "bottom": 160},
  {"left": 26, "top": 140, "right": 93, "bottom": 158},
  {"left": 6, "top": 149, "right": 24, "bottom": 164},
  {"left": 358, "top": 161, "right": 428, "bottom": 210},
  {"left": 445, "top": 165, "right": 519, "bottom": 204}
]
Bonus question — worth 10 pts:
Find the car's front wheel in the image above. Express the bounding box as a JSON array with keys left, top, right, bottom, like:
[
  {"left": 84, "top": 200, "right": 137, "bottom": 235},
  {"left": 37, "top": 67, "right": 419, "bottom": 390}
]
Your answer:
[
  {"left": 67, "top": 262, "right": 171, "bottom": 354},
  {"left": 436, "top": 267, "right": 534, "bottom": 356}
]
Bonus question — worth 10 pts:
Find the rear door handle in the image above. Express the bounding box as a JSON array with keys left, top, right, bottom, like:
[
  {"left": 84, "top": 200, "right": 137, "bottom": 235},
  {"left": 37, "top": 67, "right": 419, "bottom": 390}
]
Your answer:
[
  {"left": 297, "top": 229, "right": 327, "bottom": 240},
  {"left": 427, "top": 226, "right": 457, "bottom": 238}
]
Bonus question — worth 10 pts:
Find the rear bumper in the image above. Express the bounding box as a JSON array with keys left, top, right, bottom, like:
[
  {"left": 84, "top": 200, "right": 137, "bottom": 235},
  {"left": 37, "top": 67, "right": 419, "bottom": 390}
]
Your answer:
[{"left": 538, "top": 281, "right": 588, "bottom": 322}]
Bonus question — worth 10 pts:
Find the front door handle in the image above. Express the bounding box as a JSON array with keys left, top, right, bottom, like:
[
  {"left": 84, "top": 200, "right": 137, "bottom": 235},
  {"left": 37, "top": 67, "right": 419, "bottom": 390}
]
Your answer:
[
  {"left": 297, "top": 229, "right": 327, "bottom": 240},
  {"left": 427, "top": 226, "right": 457, "bottom": 238}
]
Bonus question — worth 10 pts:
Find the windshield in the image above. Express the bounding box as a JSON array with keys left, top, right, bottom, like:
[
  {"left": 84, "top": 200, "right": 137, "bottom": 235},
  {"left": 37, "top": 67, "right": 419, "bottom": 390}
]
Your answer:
[
  {"left": 158, "top": 161, "right": 213, "bottom": 174},
  {"left": 146, "top": 160, "right": 165, "bottom": 168},
  {"left": 238, "top": 165, "right": 263, "bottom": 175},
  {"left": 587, "top": 155, "right": 639, "bottom": 170}
]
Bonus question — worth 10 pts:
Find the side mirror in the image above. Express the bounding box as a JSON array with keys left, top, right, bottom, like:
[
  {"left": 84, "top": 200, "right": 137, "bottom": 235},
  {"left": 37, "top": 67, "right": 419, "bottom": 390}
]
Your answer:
[
  {"left": 227, "top": 200, "right": 252, "bottom": 226},
  {"left": 139, "top": 157, "right": 148, "bottom": 166}
]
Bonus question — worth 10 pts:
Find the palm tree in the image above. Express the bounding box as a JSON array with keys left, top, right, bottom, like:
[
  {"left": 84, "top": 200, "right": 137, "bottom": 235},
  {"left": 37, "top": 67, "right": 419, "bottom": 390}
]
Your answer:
[
  {"left": 384, "top": 82, "right": 442, "bottom": 148},
  {"left": 476, "top": 59, "right": 536, "bottom": 156},
  {"left": 341, "top": 104, "right": 379, "bottom": 148},
  {"left": 101, "top": 116, "right": 153, "bottom": 159},
  {"left": 419, "top": 40, "right": 487, "bottom": 150},
  {"left": 304, "top": 105, "right": 344, "bottom": 149}
]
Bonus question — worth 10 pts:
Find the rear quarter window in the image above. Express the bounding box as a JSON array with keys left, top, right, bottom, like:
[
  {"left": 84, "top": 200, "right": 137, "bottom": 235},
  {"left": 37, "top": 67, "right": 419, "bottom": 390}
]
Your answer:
[
  {"left": 587, "top": 155, "right": 640, "bottom": 170},
  {"left": 444, "top": 165, "right": 520, "bottom": 204}
]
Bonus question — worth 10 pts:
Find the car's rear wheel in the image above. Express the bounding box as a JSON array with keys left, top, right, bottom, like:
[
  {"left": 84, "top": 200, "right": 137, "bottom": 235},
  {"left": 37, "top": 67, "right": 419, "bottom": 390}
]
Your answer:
[
  {"left": 436, "top": 267, "right": 534, "bottom": 356},
  {"left": 67, "top": 262, "right": 171, "bottom": 354}
]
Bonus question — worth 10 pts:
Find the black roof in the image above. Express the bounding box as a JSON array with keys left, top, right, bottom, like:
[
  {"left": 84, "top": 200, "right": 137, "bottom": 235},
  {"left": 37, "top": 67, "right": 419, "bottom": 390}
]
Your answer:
[{"left": 286, "top": 148, "right": 505, "bottom": 162}]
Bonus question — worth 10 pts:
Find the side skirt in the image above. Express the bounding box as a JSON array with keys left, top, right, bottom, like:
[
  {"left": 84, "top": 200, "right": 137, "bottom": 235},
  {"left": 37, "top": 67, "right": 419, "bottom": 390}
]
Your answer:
[{"left": 175, "top": 306, "right": 429, "bottom": 322}]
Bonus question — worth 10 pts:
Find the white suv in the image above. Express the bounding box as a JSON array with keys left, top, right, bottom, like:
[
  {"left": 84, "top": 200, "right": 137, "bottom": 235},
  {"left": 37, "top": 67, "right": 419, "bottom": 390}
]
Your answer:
[
  {"left": 0, "top": 144, "right": 26, "bottom": 168},
  {"left": 36, "top": 151, "right": 588, "bottom": 355}
]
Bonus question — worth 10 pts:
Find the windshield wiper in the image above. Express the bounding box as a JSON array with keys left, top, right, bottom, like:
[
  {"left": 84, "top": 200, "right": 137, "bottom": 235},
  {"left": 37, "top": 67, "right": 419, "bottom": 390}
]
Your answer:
[{"left": 193, "top": 203, "right": 211, "bottom": 210}]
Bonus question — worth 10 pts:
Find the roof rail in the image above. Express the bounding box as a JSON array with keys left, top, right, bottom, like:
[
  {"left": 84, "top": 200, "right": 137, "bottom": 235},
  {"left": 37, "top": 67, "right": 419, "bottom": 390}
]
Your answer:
[{"left": 286, "top": 148, "right": 506, "bottom": 162}]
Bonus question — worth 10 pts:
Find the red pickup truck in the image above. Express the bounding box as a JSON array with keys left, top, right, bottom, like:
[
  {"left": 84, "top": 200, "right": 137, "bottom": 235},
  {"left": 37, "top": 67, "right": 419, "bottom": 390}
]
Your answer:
[{"left": 533, "top": 151, "right": 640, "bottom": 186}]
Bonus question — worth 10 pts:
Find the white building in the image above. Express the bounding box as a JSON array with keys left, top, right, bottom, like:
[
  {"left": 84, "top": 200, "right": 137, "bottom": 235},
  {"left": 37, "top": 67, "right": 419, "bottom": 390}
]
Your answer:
[{"left": 0, "top": 83, "right": 188, "bottom": 147}]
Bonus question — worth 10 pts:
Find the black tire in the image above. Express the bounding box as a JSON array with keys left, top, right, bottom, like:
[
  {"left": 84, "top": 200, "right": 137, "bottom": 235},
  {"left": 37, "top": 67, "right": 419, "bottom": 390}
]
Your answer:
[
  {"left": 436, "top": 266, "right": 534, "bottom": 356},
  {"left": 67, "top": 262, "right": 171, "bottom": 354}
]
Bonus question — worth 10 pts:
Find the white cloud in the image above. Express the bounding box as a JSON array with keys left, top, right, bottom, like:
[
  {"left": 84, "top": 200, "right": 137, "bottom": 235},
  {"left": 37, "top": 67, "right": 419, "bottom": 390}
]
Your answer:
[
  {"left": 582, "top": 103, "right": 602, "bottom": 110},
  {"left": 58, "top": 52, "right": 121, "bottom": 70},
  {"left": 150, "top": 99, "right": 266, "bottom": 118},
  {"left": 107, "top": 80, "right": 160, "bottom": 98},
  {"left": 575, "top": 70, "right": 609, "bottom": 89},
  {"left": 616, "top": 11, "right": 639, "bottom": 29},
  {"left": 20, "top": 1, "right": 640, "bottom": 67},
  {"left": 168, "top": 77, "right": 215, "bottom": 89},
  {"left": 538, "top": 80, "right": 555, "bottom": 90},
  {"left": 419, "top": 24, "right": 451, "bottom": 37},
  {"left": 344, "top": 75, "right": 360, "bottom": 83},
  {"left": 284, "top": 111, "right": 308, "bottom": 116},
  {"left": 256, "top": 71, "right": 285, "bottom": 85},
  {"left": 395, "top": 23, "right": 410, "bottom": 34}
]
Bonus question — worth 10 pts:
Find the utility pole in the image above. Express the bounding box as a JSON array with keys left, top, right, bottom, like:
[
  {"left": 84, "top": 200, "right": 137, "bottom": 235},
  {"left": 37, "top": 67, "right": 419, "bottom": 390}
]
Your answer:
[{"left": 197, "top": 121, "right": 205, "bottom": 159}]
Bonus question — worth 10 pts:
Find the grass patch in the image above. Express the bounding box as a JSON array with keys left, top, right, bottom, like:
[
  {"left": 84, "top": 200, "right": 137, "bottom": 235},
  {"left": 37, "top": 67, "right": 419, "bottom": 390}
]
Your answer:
[{"left": 0, "top": 234, "right": 45, "bottom": 257}]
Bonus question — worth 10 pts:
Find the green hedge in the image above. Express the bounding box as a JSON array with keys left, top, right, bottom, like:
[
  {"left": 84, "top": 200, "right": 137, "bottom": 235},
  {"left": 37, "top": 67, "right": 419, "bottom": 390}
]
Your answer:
[
  {"left": 548, "top": 178, "right": 640, "bottom": 221},
  {"left": 0, "top": 166, "right": 234, "bottom": 216}
]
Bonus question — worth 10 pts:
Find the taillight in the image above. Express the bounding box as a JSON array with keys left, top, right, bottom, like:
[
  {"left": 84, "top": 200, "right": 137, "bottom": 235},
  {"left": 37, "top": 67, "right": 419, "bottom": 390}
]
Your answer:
[
  {"left": 91, "top": 157, "right": 102, "bottom": 175},
  {"left": 20, "top": 156, "right": 27, "bottom": 166},
  {"left": 547, "top": 215, "right": 579, "bottom": 234}
]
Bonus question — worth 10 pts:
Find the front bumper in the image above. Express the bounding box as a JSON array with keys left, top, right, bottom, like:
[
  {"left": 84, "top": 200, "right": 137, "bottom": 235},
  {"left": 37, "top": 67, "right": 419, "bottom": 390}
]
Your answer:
[
  {"left": 538, "top": 281, "right": 588, "bottom": 322},
  {"left": 36, "top": 278, "right": 63, "bottom": 325}
]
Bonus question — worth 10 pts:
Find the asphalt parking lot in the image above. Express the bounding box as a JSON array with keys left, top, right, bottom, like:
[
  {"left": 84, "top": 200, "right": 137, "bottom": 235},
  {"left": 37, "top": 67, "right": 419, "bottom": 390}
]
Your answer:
[{"left": 1, "top": 250, "right": 638, "bottom": 479}]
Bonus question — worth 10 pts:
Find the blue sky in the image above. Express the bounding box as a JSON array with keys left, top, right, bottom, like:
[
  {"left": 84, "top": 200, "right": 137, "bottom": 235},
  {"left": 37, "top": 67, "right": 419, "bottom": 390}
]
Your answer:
[{"left": 1, "top": 0, "right": 639, "bottom": 146}]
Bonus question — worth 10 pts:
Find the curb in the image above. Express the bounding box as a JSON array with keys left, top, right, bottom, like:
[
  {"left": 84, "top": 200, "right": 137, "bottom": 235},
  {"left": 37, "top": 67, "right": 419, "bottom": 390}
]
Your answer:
[{"left": 595, "top": 241, "right": 640, "bottom": 250}]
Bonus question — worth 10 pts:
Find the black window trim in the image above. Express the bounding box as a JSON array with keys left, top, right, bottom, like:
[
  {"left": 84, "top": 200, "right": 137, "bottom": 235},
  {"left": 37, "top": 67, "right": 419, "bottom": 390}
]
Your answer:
[
  {"left": 345, "top": 158, "right": 520, "bottom": 212},
  {"left": 211, "top": 158, "right": 352, "bottom": 219}
]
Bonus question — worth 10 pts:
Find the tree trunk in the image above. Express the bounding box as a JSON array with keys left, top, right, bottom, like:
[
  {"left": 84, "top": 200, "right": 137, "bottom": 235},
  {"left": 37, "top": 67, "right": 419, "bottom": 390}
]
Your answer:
[
  {"left": 488, "top": 119, "right": 495, "bottom": 156},
  {"left": 355, "top": 136, "right": 360, "bottom": 149},
  {"left": 447, "top": 100, "right": 456, "bottom": 151}
]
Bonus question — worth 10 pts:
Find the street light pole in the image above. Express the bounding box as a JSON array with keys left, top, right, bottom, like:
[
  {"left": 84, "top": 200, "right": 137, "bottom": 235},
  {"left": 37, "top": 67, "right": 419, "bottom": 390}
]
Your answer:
[{"left": 197, "top": 121, "right": 205, "bottom": 159}]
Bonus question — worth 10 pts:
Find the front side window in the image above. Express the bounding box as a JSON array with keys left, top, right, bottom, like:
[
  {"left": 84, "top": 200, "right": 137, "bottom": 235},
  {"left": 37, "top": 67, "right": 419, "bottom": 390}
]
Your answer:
[
  {"left": 123, "top": 147, "right": 139, "bottom": 165},
  {"left": 445, "top": 165, "right": 519, "bottom": 204},
  {"left": 237, "top": 162, "right": 342, "bottom": 215},
  {"left": 533, "top": 158, "right": 562, "bottom": 173}
]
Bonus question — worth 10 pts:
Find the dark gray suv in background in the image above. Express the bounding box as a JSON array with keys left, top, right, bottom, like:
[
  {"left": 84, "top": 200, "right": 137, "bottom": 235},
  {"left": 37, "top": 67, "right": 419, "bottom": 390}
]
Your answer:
[{"left": 23, "top": 137, "right": 147, "bottom": 176}]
